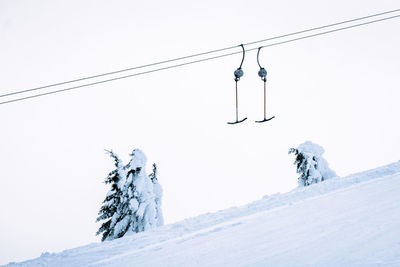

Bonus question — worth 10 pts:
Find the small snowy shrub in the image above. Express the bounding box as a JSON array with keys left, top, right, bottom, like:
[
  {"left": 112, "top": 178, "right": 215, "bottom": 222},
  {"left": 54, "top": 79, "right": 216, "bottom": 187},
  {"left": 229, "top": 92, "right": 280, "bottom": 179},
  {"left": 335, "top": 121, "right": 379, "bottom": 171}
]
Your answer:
[
  {"left": 149, "top": 164, "right": 164, "bottom": 226},
  {"left": 289, "top": 141, "right": 336, "bottom": 187},
  {"left": 96, "top": 149, "right": 164, "bottom": 241}
]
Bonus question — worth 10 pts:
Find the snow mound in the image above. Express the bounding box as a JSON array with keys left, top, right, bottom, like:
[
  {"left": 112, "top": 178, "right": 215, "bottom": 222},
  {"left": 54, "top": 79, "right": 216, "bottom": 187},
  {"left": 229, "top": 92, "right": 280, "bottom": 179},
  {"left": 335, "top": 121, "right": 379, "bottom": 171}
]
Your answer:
[
  {"left": 127, "top": 149, "right": 147, "bottom": 170},
  {"left": 297, "top": 140, "right": 325, "bottom": 155}
]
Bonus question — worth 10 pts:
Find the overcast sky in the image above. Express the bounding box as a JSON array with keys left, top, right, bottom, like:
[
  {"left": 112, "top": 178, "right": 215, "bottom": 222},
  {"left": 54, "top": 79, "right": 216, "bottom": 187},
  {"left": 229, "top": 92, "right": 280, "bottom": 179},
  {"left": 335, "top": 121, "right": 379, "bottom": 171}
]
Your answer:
[{"left": 1, "top": 0, "right": 399, "bottom": 265}]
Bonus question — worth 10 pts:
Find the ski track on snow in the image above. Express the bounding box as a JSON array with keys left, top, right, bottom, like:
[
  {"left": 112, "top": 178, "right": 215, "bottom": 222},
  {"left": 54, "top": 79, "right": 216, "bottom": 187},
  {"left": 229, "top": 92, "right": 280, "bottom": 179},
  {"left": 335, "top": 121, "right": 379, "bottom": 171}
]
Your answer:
[
  {"left": 5, "top": 161, "right": 400, "bottom": 267},
  {"left": 90, "top": 170, "right": 399, "bottom": 266}
]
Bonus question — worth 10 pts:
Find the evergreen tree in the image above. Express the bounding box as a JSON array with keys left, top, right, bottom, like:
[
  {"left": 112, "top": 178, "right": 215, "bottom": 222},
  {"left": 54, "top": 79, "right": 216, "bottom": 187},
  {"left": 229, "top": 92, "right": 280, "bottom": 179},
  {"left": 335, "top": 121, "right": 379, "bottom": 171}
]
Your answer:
[
  {"left": 149, "top": 163, "right": 164, "bottom": 226},
  {"left": 112, "top": 149, "right": 157, "bottom": 236},
  {"left": 96, "top": 149, "right": 163, "bottom": 241},
  {"left": 289, "top": 141, "right": 336, "bottom": 187},
  {"left": 96, "top": 150, "right": 124, "bottom": 241},
  {"left": 148, "top": 163, "right": 158, "bottom": 183}
]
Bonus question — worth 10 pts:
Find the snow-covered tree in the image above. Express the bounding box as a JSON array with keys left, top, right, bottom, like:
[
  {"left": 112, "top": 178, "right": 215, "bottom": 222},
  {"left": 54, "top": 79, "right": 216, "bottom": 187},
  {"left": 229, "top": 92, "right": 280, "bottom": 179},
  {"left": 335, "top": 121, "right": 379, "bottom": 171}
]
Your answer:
[
  {"left": 113, "top": 149, "right": 158, "bottom": 237},
  {"left": 96, "top": 149, "right": 163, "bottom": 241},
  {"left": 289, "top": 141, "right": 336, "bottom": 187},
  {"left": 148, "top": 163, "right": 157, "bottom": 183},
  {"left": 149, "top": 163, "right": 164, "bottom": 226},
  {"left": 96, "top": 150, "right": 124, "bottom": 241}
]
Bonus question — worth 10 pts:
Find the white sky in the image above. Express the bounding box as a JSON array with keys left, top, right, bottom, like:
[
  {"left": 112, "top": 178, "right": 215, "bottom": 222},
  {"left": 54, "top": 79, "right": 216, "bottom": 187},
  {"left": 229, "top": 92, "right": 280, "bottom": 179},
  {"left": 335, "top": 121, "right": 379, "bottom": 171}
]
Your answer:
[{"left": 0, "top": 0, "right": 399, "bottom": 265}]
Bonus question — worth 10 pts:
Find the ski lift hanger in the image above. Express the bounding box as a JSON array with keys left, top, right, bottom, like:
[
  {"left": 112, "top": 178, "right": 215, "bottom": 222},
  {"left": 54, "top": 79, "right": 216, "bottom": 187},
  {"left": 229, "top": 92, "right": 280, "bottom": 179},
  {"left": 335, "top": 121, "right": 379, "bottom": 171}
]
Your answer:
[
  {"left": 227, "top": 45, "right": 275, "bottom": 125},
  {"left": 255, "top": 46, "right": 275, "bottom": 123},
  {"left": 227, "top": 44, "right": 247, "bottom": 125}
]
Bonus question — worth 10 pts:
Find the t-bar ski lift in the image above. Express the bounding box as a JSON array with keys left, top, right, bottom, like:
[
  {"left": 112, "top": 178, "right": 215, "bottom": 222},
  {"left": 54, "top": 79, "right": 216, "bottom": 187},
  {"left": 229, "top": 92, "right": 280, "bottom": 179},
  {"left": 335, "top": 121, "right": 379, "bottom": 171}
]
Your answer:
[
  {"left": 255, "top": 47, "right": 275, "bottom": 123},
  {"left": 228, "top": 44, "right": 247, "bottom": 125}
]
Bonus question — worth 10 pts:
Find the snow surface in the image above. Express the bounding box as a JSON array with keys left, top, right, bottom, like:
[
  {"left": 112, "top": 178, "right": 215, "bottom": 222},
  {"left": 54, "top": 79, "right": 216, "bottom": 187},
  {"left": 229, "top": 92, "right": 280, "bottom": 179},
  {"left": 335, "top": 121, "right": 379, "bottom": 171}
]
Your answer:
[{"left": 5, "top": 161, "right": 400, "bottom": 266}]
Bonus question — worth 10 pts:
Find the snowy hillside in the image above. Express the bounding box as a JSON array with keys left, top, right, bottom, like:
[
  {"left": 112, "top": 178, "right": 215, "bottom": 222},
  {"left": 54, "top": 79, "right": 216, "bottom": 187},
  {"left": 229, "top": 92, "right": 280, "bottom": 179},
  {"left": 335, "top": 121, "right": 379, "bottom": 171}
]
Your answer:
[{"left": 6, "top": 162, "right": 400, "bottom": 266}]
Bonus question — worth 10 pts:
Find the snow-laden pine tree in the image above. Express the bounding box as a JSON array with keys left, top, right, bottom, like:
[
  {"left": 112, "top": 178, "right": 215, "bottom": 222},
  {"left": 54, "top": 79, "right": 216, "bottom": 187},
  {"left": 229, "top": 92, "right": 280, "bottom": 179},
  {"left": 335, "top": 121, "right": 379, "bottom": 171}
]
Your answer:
[
  {"left": 113, "top": 149, "right": 158, "bottom": 237},
  {"left": 289, "top": 141, "right": 336, "bottom": 187},
  {"left": 96, "top": 148, "right": 163, "bottom": 241},
  {"left": 96, "top": 150, "right": 124, "bottom": 241},
  {"left": 149, "top": 163, "right": 164, "bottom": 226}
]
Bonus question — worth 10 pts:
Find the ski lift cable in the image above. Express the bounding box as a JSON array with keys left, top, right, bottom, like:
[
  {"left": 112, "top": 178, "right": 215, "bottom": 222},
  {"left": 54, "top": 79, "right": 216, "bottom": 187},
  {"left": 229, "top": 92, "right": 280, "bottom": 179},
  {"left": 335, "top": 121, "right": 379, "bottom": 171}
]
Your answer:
[
  {"left": 0, "top": 13, "right": 399, "bottom": 106},
  {"left": 0, "top": 8, "right": 399, "bottom": 99},
  {"left": 245, "top": 8, "right": 400, "bottom": 47},
  {"left": 259, "top": 14, "right": 400, "bottom": 50},
  {"left": 0, "top": 51, "right": 247, "bottom": 105}
]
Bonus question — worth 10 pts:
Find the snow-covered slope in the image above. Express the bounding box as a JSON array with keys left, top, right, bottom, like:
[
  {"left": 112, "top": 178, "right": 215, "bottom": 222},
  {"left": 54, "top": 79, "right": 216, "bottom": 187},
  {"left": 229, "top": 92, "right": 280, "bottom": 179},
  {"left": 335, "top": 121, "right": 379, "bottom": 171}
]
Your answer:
[{"left": 6, "top": 162, "right": 400, "bottom": 266}]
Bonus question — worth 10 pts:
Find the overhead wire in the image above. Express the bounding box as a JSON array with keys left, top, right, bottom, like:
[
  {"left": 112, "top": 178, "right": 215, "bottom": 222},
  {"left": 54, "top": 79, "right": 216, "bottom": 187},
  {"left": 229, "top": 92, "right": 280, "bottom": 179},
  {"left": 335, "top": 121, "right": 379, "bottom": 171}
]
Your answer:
[
  {"left": 258, "top": 13, "right": 400, "bottom": 49},
  {"left": 1, "top": 8, "right": 399, "bottom": 99},
  {"left": 1, "top": 12, "right": 399, "bottom": 105},
  {"left": 244, "top": 8, "right": 400, "bottom": 46}
]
